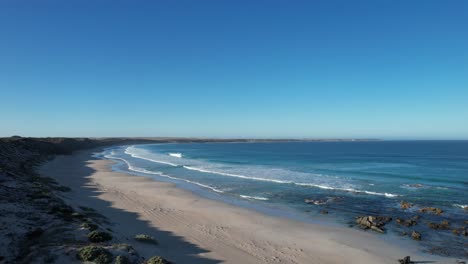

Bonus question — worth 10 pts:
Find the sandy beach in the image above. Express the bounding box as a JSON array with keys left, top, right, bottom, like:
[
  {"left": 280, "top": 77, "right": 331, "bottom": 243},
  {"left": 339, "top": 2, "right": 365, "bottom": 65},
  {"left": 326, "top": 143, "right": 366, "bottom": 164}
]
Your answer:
[{"left": 39, "top": 149, "right": 454, "bottom": 264}]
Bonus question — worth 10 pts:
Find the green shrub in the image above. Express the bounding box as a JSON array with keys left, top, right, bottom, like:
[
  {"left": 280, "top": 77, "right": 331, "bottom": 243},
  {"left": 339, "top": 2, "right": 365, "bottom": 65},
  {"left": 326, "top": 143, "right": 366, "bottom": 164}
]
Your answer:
[
  {"left": 81, "top": 222, "right": 99, "bottom": 231},
  {"left": 79, "top": 206, "right": 96, "bottom": 212},
  {"left": 76, "top": 246, "right": 113, "bottom": 264},
  {"left": 146, "top": 256, "right": 171, "bottom": 264},
  {"left": 115, "top": 255, "right": 130, "bottom": 264},
  {"left": 88, "top": 231, "right": 113, "bottom": 242},
  {"left": 134, "top": 234, "right": 158, "bottom": 244}
]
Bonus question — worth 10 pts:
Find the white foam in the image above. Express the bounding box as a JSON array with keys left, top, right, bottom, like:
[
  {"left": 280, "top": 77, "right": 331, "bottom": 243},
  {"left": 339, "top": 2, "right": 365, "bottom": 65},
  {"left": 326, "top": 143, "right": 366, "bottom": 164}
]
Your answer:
[
  {"left": 125, "top": 146, "right": 178, "bottom": 167},
  {"left": 453, "top": 204, "right": 468, "bottom": 210},
  {"left": 182, "top": 166, "right": 293, "bottom": 184},
  {"left": 183, "top": 166, "right": 399, "bottom": 198},
  {"left": 122, "top": 146, "right": 399, "bottom": 198},
  {"left": 105, "top": 154, "right": 224, "bottom": 193},
  {"left": 294, "top": 183, "right": 399, "bottom": 197},
  {"left": 239, "top": 195, "right": 269, "bottom": 201},
  {"left": 169, "top": 153, "right": 182, "bottom": 158}
]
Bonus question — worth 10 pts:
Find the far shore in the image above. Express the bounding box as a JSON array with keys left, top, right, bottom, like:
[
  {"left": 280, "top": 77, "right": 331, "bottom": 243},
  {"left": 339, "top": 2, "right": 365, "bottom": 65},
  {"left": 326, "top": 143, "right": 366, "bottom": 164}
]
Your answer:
[{"left": 40, "top": 148, "right": 455, "bottom": 264}]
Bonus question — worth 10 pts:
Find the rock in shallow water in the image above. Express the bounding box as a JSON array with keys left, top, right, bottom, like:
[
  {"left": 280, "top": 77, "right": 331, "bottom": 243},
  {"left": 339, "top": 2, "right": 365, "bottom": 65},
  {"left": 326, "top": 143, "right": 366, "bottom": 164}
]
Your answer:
[
  {"left": 427, "top": 220, "right": 450, "bottom": 230},
  {"left": 411, "top": 231, "right": 421, "bottom": 241},
  {"left": 398, "top": 256, "right": 412, "bottom": 264},
  {"left": 400, "top": 201, "right": 413, "bottom": 210},
  {"left": 396, "top": 218, "right": 418, "bottom": 227},
  {"left": 355, "top": 215, "right": 392, "bottom": 233},
  {"left": 419, "top": 207, "right": 443, "bottom": 215}
]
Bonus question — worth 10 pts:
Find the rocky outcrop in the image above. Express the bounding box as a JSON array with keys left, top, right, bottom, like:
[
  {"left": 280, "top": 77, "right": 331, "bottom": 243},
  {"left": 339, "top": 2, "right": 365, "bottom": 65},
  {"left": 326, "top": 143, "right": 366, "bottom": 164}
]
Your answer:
[
  {"left": 411, "top": 231, "right": 422, "bottom": 241},
  {"left": 304, "top": 196, "right": 344, "bottom": 206},
  {"left": 400, "top": 201, "right": 413, "bottom": 210},
  {"left": 427, "top": 220, "right": 450, "bottom": 230},
  {"left": 355, "top": 216, "right": 392, "bottom": 233},
  {"left": 396, "top": 217, "right": 418, "bottom": 227},
  {"left": 452, "top": 227, "right": 468, "bottom": 236},
  {"left": 419, "top": 207, "right": 443, "bottom": 215},
  {"left": 398, "top": 256, "right": 413, "bottom": 264}
]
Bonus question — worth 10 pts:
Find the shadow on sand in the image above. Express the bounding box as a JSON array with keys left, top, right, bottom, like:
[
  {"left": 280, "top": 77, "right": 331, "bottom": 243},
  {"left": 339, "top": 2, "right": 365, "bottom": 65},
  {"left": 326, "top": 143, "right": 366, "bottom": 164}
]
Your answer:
[{"left": 45, "top": 151, "right": 222, "bottom": 264}]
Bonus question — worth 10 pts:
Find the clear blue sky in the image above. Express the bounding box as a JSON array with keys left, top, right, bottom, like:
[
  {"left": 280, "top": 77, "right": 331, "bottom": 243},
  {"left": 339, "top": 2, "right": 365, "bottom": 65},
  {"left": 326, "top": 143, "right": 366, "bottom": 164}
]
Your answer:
[{"left": 1, "top": 1, "right": 467, "bottom": 139}]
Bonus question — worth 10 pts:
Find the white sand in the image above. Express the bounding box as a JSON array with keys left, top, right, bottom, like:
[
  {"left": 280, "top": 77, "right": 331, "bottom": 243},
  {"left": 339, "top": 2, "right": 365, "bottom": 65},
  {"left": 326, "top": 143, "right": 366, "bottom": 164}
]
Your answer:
[{"left": 39, "top": 149, "right": 454, "bottom": 264}]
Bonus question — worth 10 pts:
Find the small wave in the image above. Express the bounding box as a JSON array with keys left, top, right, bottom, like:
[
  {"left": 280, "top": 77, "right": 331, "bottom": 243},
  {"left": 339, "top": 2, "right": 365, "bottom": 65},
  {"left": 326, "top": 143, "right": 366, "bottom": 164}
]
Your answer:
[
  {"left": 183, "top": 166, "right": 399, "bottom": 198},
  {"left": 182, "top": 166, "right": 293, "bottom": 184},
  {"left": 105, "top": 154, "right": 224, "bottom": 193},
  {"left": 239, "top": 195, "right": 269, "bottom": 201},
  {"left": 169, "top": 153, "right": 182, "bottom": 158},
  {"left": 453, "top": 204, "right": 468, "bottom": 210},
  {"left": 295, "top": 183, "right": 399, "bottom": 197},
  {"left": 124, "top": 146, "right": 178, "bottom": 167}
]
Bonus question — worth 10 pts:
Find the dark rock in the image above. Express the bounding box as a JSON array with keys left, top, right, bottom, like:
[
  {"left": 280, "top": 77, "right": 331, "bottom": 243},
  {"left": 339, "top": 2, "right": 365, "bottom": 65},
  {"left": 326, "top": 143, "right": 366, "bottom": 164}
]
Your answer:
[
  {"left": 427, "top": 220, "right": 450, "bottom": 230},
  {"left": 355, "top": 215, "right": 392, "bottom": 233},
  {"left": 411, "top": 231, "right": 421, "bottom": 241},
  {"left": 419, "top": 207, "right": 443, "bottom": 215},
  {"left": 396, "top": 218, "right": 417, "bottom": 227},
  {"left": 452, "top": 228, "right": 468, "bottom": 236},
  {"left": 398, "top": 256, "right": 412, "bottom": 264},
  {"left": 411, "top": 215, "right": 421, "bottom": 220},
  {"left": 320, "top": 210, "right": 328, "bottom": 214},
  {"left": 400, "top": 201, "right": 413, "bottom": 209}
]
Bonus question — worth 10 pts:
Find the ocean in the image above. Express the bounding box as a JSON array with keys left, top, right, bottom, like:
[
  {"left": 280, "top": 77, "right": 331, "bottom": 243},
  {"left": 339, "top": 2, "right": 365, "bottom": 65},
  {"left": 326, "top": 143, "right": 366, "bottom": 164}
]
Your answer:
[{"left": 101, "top": 141, "right": 468, "bottom": 257}]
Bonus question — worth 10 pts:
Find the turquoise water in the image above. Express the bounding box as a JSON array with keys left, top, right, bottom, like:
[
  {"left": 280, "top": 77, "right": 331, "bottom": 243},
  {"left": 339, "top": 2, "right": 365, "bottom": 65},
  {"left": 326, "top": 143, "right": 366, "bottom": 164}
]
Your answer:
[{"left": 103, "top": 141, "right": 468, "bottom": 257}]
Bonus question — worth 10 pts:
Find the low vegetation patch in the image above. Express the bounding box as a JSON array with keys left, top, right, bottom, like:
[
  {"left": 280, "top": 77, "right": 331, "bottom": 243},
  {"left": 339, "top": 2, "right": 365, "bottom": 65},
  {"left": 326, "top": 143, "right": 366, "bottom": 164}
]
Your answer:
[
  {"left": 77, "top": 246, "right": 113, "bottom": 264},
  {"left": 115, "top": 255, "right": 130, "bottom": 264},
  {"left": 88, "top": 231, "right": 113, "bottom": 242},
  {"left": 81, "top": 222, "right": 99, "bottom": 231},
  {"left": 134, "top": 234, "right": 158, "bottom": 244},
  {"left": 146, "top": 256, "right": 171, "bottom": 264},
  {"left": 79, "top": 206, "right": 95, "bottom": 212}
]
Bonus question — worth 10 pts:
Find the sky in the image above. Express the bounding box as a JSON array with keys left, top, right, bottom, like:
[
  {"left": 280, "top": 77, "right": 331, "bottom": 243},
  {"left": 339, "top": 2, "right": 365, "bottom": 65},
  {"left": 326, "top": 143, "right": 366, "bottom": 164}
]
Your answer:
[{"left": 1, "top": 1, "right": 467, "bottom": 139}]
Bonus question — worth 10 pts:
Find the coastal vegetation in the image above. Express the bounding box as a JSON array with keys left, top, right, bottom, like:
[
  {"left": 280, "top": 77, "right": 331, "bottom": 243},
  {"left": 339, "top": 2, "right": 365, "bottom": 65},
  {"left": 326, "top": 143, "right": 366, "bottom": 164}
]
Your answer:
[
  {"left": 134, "top": 234, "right": 159, "bottom": 244},
  {"left": 77, "top": 246, "right": 113, "bottom": 264},
  {"left": 0, "top": 137, "right": 173, "bottom": 263},
  {"left": 1, "top": 136, "right": 467, "bottom": 262},
  {"left": 88, "top": 231, "right": 113, "bottom": 242},
  {"left": 145, "top": 256, "right": 171, "bottom": 264}
]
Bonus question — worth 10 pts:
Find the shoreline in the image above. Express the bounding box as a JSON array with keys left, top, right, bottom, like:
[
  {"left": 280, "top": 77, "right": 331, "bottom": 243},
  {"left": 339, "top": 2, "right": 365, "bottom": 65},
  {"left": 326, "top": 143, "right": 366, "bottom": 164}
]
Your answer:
[{"left": 40, "top": 148, "right": 457, "bottom": 264}]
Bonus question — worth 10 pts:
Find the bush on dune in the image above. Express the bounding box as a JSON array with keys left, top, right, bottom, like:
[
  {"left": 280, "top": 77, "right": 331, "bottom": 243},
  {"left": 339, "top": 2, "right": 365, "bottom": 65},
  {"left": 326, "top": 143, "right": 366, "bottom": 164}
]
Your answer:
[
  {"left": 87, "top": 231, "right": 113, "bottom": 242},
  {"left": 81, "top": 222, "right": 99, "bottom": 231},
  {"left": 146, "top": 256, "right": 171, "bottom": 264},
  {"left": 115, "top": 255, "right": 130, "bottom": 264},
  {"left": 134, "top": 234, "right": 158, "bottom": 244},
  {"left": 76, "top": 246, "right": 113, "bottom": 264}
]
